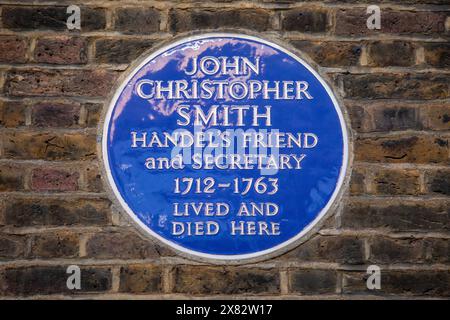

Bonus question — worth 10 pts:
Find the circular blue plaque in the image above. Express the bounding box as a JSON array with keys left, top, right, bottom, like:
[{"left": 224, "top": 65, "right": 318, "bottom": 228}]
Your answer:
[{"left": 102, "top": 34, "right": 349, "bottom": 261}]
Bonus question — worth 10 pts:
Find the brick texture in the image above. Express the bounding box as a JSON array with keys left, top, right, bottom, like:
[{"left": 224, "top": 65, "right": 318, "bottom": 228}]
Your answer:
[
  {"left": 5, "top": 69, "right": 118, "bottom": 98},
  {"left": 2, "top": 198, "right": 112, "bottom": 227},
  {"left": 0, "top": 1, "right": 449, "bottom": 299},
  {"left": 0, "top": 35, "right": 28, "bottom": 63},
  {"left": 173, "top": 266, "right": 280, "bottom": 294},
  {"left": 34, "top": 37, "right": 88, "bottom": 65}
]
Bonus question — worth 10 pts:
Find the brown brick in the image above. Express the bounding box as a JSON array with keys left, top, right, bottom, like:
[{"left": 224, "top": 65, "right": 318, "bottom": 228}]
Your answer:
[
  {"left": 86, "top": 231, "right": 171, "bottom": 259},
  {"left": 347, "top": 103, "right": 366, "bottom": 132},
  {"left": 2, "top": 132, "right": 97, "bottom": 161},
  {"left": 119, "top": 265, "right": 163, "bottom": 293},
  {"left": 355, "top": 135, "right": 448, "bottom": 164},
  {"left": 0, "top": 35, "right": 28, "bottom": 63},
  {"left": 283, "top": 236, "right": 365, "bottom": 264},
  {"left": 174, "top": 266, "right": 279, "bottom": 295},
  {"left": 423, "top": 104, "right": 450, "bottom": 131},
  {"left": 2, "top": 6, "right": 106, "bottom": 31},
  {"left": 114, "top": 8, "right": 161, "bottom": 34},
  {"left": 34, "top": 37, "right": 88, "bottom": 65},
  {"left": 425, "top": 170, "right": 450, "bottom": 195},
  {"left": 423, "top": 43, "right": 449, "bottom": 68},
  {"left": 94, "top": 39, "right": 154, "bottom": 64},
  {"left": 366, "top": 41, "right": 416, "bottom": 67},
  {"left": 369, "top": 237, "right": 425, "bottom": 264},
  {"left": 343, "top": 270, "right": 450, "bottom": 296},
  {"left": 348, "top": 104, "right": 421, "bottom": 133},
  {"left": 29, "top": 231, "right": 79, "bottom": 258},
  {"left": 0, "top": 100, "right": 26, "bottom": 127},
  {"left": 340, "top": 73, "right": 449, "bottom": 100},
  {"left": 5, "top": 69, "right": 118, "bottom": 98},
  {"left": 85, "top": 165, "right": 103, "bottom": 192},
  {"left": 342, "top": 201, "right": 450, "bottom": 232},
  {"left": 32, "top": 103, "right": 80, "bottom": 127},
  {"left": 289, "top": 269, "right": 337, "bottom": 294},
  {"left": 0, "top": 266, "right": 112, "bottom": 296},
  {"left": 372, "top": 169, "right": 420, "bottom": 195},
  {"left": 291, "top": 41, "right": 361, "bottom": 67},
  {"left": 350, "top": 167, "right": 366, "bottom": 195},
  {"left": 335, "top": 9, "right": 446, "bottom": 36},
  {"left": 169, "top": 8, "right": 271, "bottom": 32},
  {"left": 282, "top": 9, "right": 328, "bottom": 33},
  {"left": 0, "top": 234, "right": 26, "bottom": 259},
  {"left": 3, "top": 198, "right": 111, "bottom": 227},
  {"left": 85, "top": 103, "right": 102, "bottom": 127},
  {"left": 31, "top": 168, "right": 79, "bottom": 192},
  {"left": 0, "top": 164, "right": 25, "bottom": 191}
]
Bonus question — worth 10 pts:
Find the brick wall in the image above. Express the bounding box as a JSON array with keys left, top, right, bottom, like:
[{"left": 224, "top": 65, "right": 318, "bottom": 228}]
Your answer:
[{"left": 0, "top": 0, "right": 448, "bottom": 299}]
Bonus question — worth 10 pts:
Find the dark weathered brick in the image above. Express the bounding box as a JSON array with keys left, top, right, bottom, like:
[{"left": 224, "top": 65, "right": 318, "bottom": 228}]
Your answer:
[
  {"left": 80, "top": 7, "right": 108, "bottom": 31},
  {"left": 174, "top": 266, "right": 279, "bottom": 294},
  {"left": 342, "top": 272, "right": 370, "bottom": 295},
  {"left": 114, "top": 8, "right": 161, "bottom": 34},
  {"left": 2, "top": 6, "right": 106, "bottom": 31},
  {"left": 342, "top": 201, "right": 449, "bottom": 232},
  {"left": 369, "top": 237, "right": 425, "bottom": 264},
  {"left": 282, "top": 9, "right": 328, "bottom": 33},
  {"left": 423, "top": 43, "right": 449, "bottom": 68},
  {"left": 335, "top": 9, "right": 446, "bottom": 36},
  {"left": 289, "top": 269, "right": 337, "bottom": 294},
  {"left": 283, "top": 236, "right": 365, "bottom": 264},
  {"left": 343, "top": 270, "right": 450, "bottom": 296},
  {"left": 169, "top": 9, "right": 271, "bottom": 32},
  {"left": 375, "top": 105, "right": 419, "bottom": 131},
  {"left": 348, "top": 104, "right": 421, "bottom": 133},
  {"left": 29, "top": 231, "right": 79, "bottom": 258},
  {"left": 0, "top": 266, "right": 111, "bottom": 296},
  {"left": 5, "top": 69, "right": 117, "bottom": 98},
  {"left": 291, "top": 41, "right": 361, "bottom": 67},
  {"left": 425, "top": 170, "right": 450, "bottom": 195},
  {"left": 424, "top": 238, "right": 449, "bottom": 263},
  {"left": 119, "top": 265, "right": 163, "bottom": 293},
  {"left": 340, "top": 73, "right": 449, "bottom": 100},
  {"left": 0, "top": 35, "right": 28, "bottom": 63},
  {"left": 86, "top": 231, "right": 171, "bottom": 259},
  {"left": 355, "top": 135, "right": 448, "bottom": 164},
  {"left": 0, "top": 234, "right": 26, "bottom": 259},
  {"left": 393, "top": 271, "right": 450, "bottom": 296},
  {"left": 372, "top": 169, "right": 420, "bottom": 195},
  {"left": 31, "top": 168, "right": 79, "bottom": 192},
  {"left": 0, "top": 100, "right": 27, "bottom": 128},
  {"left": 34, "top": 37, "right": 88, "bottom": 65},
  {"left": 2, "top": 132, "right": 97, "bottom": 161},
  {"left": 366, "top": 41, "right": 416, "bottom": 67},
  {"left": 94, "top": 39, "right": 154, "bottom": 64},
  {"left": 3, "top": 198, "right": 111, "bottom": 227},
  {"left": 349, "top": 167, "right": 366, "bottom": 195},
  {"left": 0, "top": 164, "right": 25, "bottom": 191},
  {"left": 32, "top": 103, "right": 80, "bottom": 127}
]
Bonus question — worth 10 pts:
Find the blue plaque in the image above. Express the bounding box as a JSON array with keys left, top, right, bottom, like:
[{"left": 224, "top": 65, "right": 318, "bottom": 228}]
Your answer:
[{"left": 102, "top": 34, "right": 349, "bottom": 261}]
